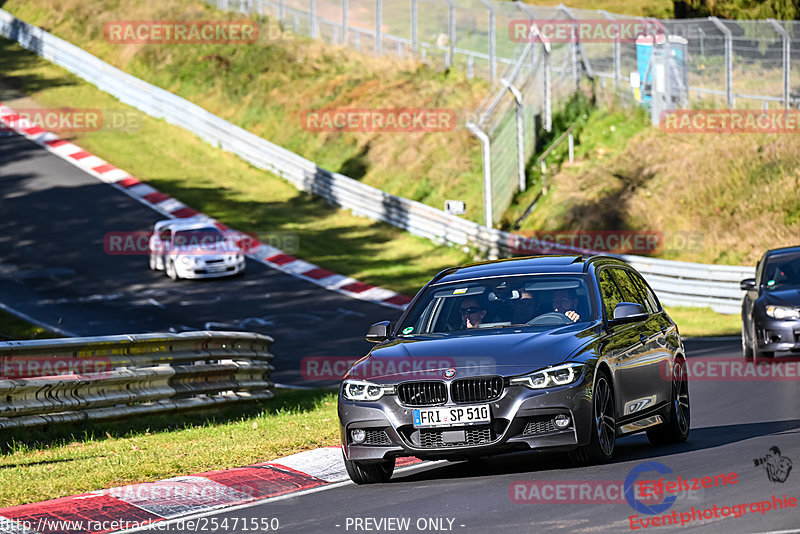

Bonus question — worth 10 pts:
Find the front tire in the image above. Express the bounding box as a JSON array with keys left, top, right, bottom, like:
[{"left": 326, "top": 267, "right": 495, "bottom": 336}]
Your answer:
[
  {"left": 344, "top": 455, "right": 395, "bottom": 485},
  {"left": 166, "top": 260, "right": 179, "bottom": 280},
  {"left": 742, "top": 320, "right": 753, "bottom": 359},
  {"left": 647, "top": 358, "right": 690, "bottom": 446},
  {"left": 569, "top": 370, "right": 615, "bottom": 466}
]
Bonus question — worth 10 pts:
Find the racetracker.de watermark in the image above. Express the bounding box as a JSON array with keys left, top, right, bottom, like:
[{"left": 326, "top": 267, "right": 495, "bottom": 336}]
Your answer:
[
  {"left": 1, "top": 356, "right": 112, "bottom": 379},
  {"left": 104, "top": 20, "right": 258, "bottom": 44},
  {"left": 507, "top": 230, "right": 703, "bottom": 256},
  {"left": 303, "top": 108, "right": 457, "bottom": 133},
  {"left": 301, "top": 356, "right": 497, "bottom": 380},
  {"left": 660, "top": 109, "right": 800, "bottom": 134},
  {"left": 2, "top": 108, "right": 141, "bottom": 132},
  {"left": 103, "top": 231, "right": 299, "bottom": 255},
  {"left": 509, "top": 19, "right": 663, "bottom": 43},
  {"left": 661, "top": 358, "right": 800, "bottom": 382}
]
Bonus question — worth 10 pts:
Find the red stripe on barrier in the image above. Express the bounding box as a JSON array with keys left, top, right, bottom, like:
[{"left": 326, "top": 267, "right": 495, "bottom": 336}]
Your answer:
[
  {"left": 92, "top": 163, "right": 116, "bottom": 174},
  {"left": 45, "top": 138, "right": 68, "bottom": 147},
  {"left": 199, "top": 465, "right": 326, "bottom": 500},
  {"left": 0, "top": 494, "right": 160, "bottom": 534},
  {"left": 116, "top": 177, "right": 140, "bottom": 188},
  {"left": 303, "top": 268, "right": 336, "bottom": 280},
  {"left": 24, "top": 126, "right": 45, "bottom": 135},
  {"left": 1, "top": 113, "right": 20, "bottom": 122},
  {"left": 143, "top": 192, "right": 170, "bottom": 204},
  {"left": 266, "top": 254, "right": 297, "bottom": 266},
  {"left": 341, "top": 281, "right": 375, "bottom": 293},
  {"left": 383, "top": 294, "right": 413, "bottom": 306},
  {"left": 68, "top": 151, "right": 92, "bottom": 160},
  {"left": 172, "top": 207, "right": 199, "bottom": 218}
]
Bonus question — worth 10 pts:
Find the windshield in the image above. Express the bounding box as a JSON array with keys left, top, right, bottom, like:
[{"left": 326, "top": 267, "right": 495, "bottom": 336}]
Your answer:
[
  {"left": 173, "top": 227, "right": 226, "bottom": 247},
  {"left": 398, "top": 274, "right": 595, "bottom": 335},
  {"left": 762, "top": 252, "right": 800, "bottom": 291}
]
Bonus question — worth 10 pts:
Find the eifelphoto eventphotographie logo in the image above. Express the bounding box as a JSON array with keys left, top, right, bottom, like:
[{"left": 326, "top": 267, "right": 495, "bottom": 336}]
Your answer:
[{"left": 753, "top": 446, "right": 793, "bottom": 484}]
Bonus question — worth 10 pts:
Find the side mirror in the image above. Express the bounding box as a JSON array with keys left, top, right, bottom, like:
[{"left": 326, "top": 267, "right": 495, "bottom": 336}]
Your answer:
[
  {"left": 366, "top": 321, "right": 391, "bottom": 343},
  {"left": 610, "top": 302, "right": 647, "bottom": 325},
  {"left": 740, "top": 278, "right": 757, "bottom": 291}
]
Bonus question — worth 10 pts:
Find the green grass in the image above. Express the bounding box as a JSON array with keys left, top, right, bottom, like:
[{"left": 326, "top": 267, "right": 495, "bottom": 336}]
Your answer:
[
  {"left": 0, "top": 310, "right": 59, "bottom": 341},
  {"left": 0, "top": 389, "right": 339, "bottom": 507},
  {"left": 665, "top": 306, "right": 742, "bottom": 338}
]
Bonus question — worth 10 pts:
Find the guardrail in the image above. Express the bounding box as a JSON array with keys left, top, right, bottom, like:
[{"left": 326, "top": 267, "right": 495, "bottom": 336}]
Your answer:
[
  {"left": 0, "top": 331, "right": 275, "bottom": 429},
  {"left": 0, "top": 10, "right": 754, "bottom": 314}
]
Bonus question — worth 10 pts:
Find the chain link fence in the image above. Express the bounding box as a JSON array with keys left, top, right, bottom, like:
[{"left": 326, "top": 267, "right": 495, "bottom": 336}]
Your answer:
[{"left": 209, "top": 0, "right": 800, "bottom": 226}]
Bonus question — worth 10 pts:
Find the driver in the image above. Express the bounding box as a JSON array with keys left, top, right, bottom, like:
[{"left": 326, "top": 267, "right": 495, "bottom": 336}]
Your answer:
[
  {"left": 460, "top": 297, "right": 487, "bottom": 329},
  {"left": 552, "top": 288, "right": 580, "bottom": 323}
]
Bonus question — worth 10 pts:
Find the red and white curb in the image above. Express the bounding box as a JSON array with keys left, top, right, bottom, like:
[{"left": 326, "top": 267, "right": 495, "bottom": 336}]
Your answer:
[
  {"left": 0, "top": 447, "right": 424, "bottom": 534},
  {"left": 0, "top": 103, "right": 412, "bottom": 310}
]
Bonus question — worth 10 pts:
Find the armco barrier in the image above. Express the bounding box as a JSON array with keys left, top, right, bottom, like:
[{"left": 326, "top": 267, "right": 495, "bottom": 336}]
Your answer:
[
  {"left": 0, "top": 331, "right": 274, "bottom": 429},
  {"left": 0, "top": 10, "right": 754, "bottom": 314}
]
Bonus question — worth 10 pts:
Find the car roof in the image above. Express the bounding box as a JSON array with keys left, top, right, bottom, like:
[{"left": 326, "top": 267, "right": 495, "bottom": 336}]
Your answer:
[
  {"left": 431, "top": 255, "right": 622, "bottom": 285},
  {"left": 764, "top": 245, "right": 800, "bottom": 259}
]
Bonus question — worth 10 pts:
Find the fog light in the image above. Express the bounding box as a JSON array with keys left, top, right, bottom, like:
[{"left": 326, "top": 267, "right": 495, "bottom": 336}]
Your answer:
[
  {"left": 554, "top": 414, "right": 571, "bottom": 429},
  {"left": 351, "top": 429, "right": 366, "bottom": 444}
]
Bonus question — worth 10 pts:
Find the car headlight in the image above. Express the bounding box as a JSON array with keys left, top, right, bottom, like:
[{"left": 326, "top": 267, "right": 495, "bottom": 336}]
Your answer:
[
  {"left": 341, "top": 380, "right": 394, "bottom": 401},
  {"left": 180, "top": 256, "right": 192, "bottom": 265},
  {"left": 510, "top": 363, "right": 584, "bottom": 390},
  {"left": 766, "top": 305, "right": 800, "bottom": 320}
]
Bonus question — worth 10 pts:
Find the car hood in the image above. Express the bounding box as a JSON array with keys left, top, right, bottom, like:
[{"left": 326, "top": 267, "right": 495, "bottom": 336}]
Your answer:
[
  {"left": 762, "top": 287, "right": 800, "bottom": 306},
  {"left": 172, "top": 245, "right": 233, "bottom": 256},
  {"left": 345, "top": 324, "right": 597, "bottom": 383}
]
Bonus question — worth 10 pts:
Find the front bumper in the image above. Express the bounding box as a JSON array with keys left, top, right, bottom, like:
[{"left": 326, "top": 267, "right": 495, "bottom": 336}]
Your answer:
[
  {"left": 338, "top": 376, "right": 594, "bottom": 462},
  {"left": 755, "top": 316, "right": 800, "bottom": 352},
  {"left": 175, "top": 257, "right": 246, "bottom": 279}
]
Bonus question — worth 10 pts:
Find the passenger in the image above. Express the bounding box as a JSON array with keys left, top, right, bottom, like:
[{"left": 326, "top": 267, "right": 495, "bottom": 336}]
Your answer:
[
  {"left": 553, "top": 288, "right": 580, "bottom": 322},
  {"left": 512, "top": 290, "right": 538, "bottom": 324},
  {"left": 460, "top": 297, "right": 487, "bottom": 329}
]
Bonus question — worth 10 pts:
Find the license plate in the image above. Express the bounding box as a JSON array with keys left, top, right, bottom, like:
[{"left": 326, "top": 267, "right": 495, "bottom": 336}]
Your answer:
[{"left": 412, "top": 405, "right": 491, "bottom": 428}]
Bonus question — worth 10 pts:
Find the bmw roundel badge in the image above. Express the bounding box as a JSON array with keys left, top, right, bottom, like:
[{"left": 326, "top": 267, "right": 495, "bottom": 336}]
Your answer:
[{"left": 444, "top": 368, "right": 457, "bottom": 379}]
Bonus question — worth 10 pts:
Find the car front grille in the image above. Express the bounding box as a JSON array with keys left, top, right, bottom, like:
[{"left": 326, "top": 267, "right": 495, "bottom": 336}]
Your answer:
[
  {"left": 205, "top": 259, "right": 224, "bottom": 264},
  {"left": 363, "top": 429, "right": 392, "bottom": 446},
  {"left": 397, "top": 381, "right": 447, "bottom": 406},
  {"left": 418, "top": 426, "right": 493, "bottom": 448},
  {"left": 522, "top": 416, "right": 558, "bottom": 436},
  {"left": 450, "top": 376, "right": 504, "bottom": 403}
]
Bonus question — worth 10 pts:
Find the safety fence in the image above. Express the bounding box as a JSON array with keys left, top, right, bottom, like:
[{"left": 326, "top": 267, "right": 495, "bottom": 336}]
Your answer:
[
  {"left": 0, "top": 9, "right": 754, "bottom": 313},
  {"left": 0, "top": 331, "right": 274, "bottom": 429},
  {"left": 209, "top": 0, "right": 800, "bottom": 225}
]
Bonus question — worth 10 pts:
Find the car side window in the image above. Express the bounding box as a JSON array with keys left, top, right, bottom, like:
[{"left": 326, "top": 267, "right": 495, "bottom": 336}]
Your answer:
[
  {"left": 159, "top": 229, "right": 171, "bottom": 242},
  {"left": 612, "top": 269, "right": 652, "bottom": 314},
  {"left": 630, "top": 271, "right": 661, "bottom": 313},
  {"left": 598, "top": 269, "right": 624, "bottom": 320}
]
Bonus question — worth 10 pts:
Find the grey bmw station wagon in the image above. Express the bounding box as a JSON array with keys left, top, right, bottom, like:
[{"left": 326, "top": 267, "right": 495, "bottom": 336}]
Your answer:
[{"left": 338, "top": 255, "right": 690, "bottom": 484}]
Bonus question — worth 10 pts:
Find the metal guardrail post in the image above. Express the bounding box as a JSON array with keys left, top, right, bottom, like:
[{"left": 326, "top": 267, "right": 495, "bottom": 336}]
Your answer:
[
  {"left": 440, "top": 0, "right": 456, "bottom": 69},
  {"left": 480, "top": 0, "right": 496, "bottom": 83},
  {"left": 600, "top": 10, "right": 621, "bottom": 87},
  {"left": 467, "top": 122, "right": 493, "bottom": 227},
  {"left": 501, "top": 78, "right": 526, "bottom": 192},
  {"left": 558, "top": 4, "right": 580, "bottom": 90},
  {"left": 341, "top": 0, "right": 348, "bottom": 45},
  {"left": 376, "top": 0, "right": 383, "bottom": 56},
  {"left": 709, "top": 17, "right": 733, "bottom": 108},
  {"left": 768, "top": 19, "right": 791, "bottom": 109},
  {"left": 310, "top": 0, "right": 318, "bottom": 38},
  {"left": 411, "top": 0, "right": 418, "bottom": 52}
]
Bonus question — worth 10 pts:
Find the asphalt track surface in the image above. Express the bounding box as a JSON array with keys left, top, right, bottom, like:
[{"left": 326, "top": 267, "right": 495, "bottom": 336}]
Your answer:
[
  {"left": 4, "top": 131, "right": 800, "bottom": 534},
  {"left": 0, "top": 132, "right": 396, "bottom": 385}
]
